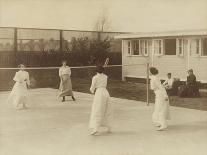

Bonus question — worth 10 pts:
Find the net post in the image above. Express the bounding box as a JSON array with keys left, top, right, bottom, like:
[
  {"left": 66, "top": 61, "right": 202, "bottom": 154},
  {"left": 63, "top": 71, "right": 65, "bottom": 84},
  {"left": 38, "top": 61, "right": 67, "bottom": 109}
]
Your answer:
[{"left": 146, "top": 62, "right": 150, "bottom": 106}]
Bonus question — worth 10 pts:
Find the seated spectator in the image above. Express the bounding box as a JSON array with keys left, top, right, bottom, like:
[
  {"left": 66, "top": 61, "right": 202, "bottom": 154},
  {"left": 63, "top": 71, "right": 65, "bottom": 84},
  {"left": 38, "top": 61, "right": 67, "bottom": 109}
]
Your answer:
[
  {"left": 178, "top": 69, "right": 200, "bottom": 98},
  {"left": 163, "top": 73, "right": 174, "bottom": 90}
]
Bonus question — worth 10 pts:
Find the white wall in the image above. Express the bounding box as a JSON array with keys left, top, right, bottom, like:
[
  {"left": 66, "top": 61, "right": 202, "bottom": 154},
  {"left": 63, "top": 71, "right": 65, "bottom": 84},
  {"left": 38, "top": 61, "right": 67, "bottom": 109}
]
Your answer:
[{"left": 122, "top": 37, "right": 207, "bottom": 82}]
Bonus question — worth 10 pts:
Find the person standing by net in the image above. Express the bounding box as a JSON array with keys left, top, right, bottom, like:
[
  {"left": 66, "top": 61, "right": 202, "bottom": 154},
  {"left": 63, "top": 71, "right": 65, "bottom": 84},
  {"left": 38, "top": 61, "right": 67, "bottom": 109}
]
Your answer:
[
  {"left": 58, "top": 60, "right": 75, "bottom": 102},
  {"left": 149, "top": 67, "right": 170, "bottom": 131},
  {"left": 89, "top": 65, "right": 113, "bottom": 135},
  {"left": 7, "top": 64, "right": 30, "bottom": 109}
]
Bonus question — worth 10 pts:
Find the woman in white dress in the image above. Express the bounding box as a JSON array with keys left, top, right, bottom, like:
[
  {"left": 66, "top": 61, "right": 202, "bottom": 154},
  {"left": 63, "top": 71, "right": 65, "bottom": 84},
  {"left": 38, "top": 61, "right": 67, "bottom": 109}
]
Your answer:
[
  {"left": 89, "top": 66, "right": 113, "bottom": 135},
  {"left": 59, "top": 60, "right": 75, "bottom": 102},
  {"left": 7, "top": 64, "right": 30, "bottom": 109},
  {"left": 149, "top": 67, "right": 170, "bottom": 131}
]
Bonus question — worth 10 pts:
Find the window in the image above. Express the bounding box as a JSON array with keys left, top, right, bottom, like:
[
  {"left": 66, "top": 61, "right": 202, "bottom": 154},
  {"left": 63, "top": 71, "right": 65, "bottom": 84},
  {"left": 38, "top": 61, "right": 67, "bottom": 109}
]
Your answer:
[
  {"left": 140, "top": 40, "right": 149, "bottom": 56},
  {"left": 190, "top": 38, "right": 201, "bottom": 56},
  {"left": 153, "top": 39, "right": 163, "bottom": 55},
  {"left": 195, "top": 39, "right": 200, "bottom": 54},
  {"left": 126, "top": 39, "right": 150, "bottom": 56},
  {"left": 164, "top": 39, "right": 176, "bottom": 55},
  {"left": 127, "top": 41, "right": 131, "bottom": 55},
  {"left": 133, "top": 40, "right": 140, "bottom": 55},
  {"left": 202, "top": 38, "right": 207, "bottom": 56},
  {"left": 176, "top": 38, "right": 184, "bottom": 56}
]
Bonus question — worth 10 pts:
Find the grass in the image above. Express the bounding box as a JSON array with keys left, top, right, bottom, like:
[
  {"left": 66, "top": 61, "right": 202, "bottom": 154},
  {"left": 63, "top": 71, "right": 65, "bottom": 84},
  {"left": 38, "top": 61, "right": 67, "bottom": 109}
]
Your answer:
[{"left": 72, "top": 77, "right": 207, "bottom": 111}]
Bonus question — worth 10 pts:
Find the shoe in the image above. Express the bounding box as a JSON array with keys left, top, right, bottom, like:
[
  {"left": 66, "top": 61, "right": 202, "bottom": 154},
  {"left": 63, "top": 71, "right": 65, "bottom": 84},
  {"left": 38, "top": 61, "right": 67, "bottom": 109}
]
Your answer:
[
  {"left": 156, "top": 126, "right": 167, "bottom": 131},
  {"left": 91, "top": 131, "right": 99, "bottom": 136},
  {"left": 155, "top": 123, "right": 161, "bottom": 127}
]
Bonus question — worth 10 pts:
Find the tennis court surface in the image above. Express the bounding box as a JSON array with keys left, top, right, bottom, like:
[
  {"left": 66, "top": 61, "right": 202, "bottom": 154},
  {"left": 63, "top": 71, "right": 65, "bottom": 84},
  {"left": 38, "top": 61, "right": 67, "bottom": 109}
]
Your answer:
[{"left": 0, "top": 88, "right": 207, "bottom": 155}]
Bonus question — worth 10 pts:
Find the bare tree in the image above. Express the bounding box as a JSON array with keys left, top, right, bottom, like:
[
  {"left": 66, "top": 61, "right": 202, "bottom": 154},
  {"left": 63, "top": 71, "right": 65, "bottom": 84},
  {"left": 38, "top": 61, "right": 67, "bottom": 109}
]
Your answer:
[{"left": 93, "top": 7, "right": 111, "bottom": 32}]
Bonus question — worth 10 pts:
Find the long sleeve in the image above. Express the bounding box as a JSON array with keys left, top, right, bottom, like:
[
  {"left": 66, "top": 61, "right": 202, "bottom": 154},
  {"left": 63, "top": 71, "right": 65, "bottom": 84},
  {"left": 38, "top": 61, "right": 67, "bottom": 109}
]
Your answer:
[
  {"left": 90, "top": 76, "right": 97, "bottom": 93},
  {"left": 163, "top": 79, "right": 173, "bottom": 88},
  {"left": 13, "top": 72, "right": 23, "bottom": 83},
  {"left": 168, "top": 79, "right": 174, "bottom": 87},
  {"left": 59, "top": 68, "right": 62, "bottom": 77},
  {"left": 26, "top": 72, "right": 30, "bottom": 85},
  {"left": 13, "top": 72, "right": 19, "bottom": 82},
  {"left": 187, "top": 75, "right": 196, "bottom": 85},
  {"left": 150, "top": 77, "right": 159, "bottom": 91},
  {"left": 163, "top": 80, "right": 167, "bottom": 86}
]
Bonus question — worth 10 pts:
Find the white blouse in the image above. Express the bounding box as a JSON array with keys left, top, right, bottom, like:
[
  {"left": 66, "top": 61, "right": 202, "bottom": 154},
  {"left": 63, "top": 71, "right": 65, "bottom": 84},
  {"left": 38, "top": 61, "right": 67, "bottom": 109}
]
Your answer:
[
  {"left": 59, "top": 66, "right": 71, "bottom": 77},
  {"left": 163, "top": 78, "right": 174, "bottom": 88},
  {"left": 13, "top": 70, "right": 30, "bottom": 85},
  {"left": 90, "top": 73, "right": 108, "bottom": 93},
  {"left": 150, "top": 75, "right": 168, "bottom": 97}
]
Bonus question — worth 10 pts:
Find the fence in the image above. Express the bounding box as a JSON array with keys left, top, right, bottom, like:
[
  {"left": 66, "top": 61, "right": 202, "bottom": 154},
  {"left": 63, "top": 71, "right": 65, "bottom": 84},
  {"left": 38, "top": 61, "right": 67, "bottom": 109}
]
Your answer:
[
  {"left": 0, "top": 51, "right": 122, "bottom": 91},
  {"left": 0, "top": 27, "right": 124, "bottom": 53},
  {"left": 0, "top": 27, "right": 124, "bottom": 90}
]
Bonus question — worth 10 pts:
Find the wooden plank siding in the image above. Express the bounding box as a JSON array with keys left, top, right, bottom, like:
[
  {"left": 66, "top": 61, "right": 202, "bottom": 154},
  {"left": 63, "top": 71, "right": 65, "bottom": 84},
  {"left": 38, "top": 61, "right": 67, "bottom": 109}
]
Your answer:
[
  {"left": 189, "top": 57, "right": 207, "bottom": 83},
  {"left": 122, "top": 40, "right": 149, "bottom": 80},
  {"left": 122, "top": 36, "right": 207, "bottom": 83},
  {"left": 153, "top": 55, "right": 188, "bottom": 81}
]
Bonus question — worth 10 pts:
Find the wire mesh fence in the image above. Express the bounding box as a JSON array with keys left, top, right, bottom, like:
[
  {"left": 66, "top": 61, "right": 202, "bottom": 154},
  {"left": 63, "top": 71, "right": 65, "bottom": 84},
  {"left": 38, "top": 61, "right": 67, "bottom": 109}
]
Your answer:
[{"left": 0, "top": 27, "right": 124, "bottom": 53}]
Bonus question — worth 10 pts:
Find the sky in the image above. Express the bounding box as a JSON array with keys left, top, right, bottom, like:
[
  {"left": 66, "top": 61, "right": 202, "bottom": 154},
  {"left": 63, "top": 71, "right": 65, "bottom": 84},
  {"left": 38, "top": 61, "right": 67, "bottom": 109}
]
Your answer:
[{"left": 0, "top": 0, "right": 207, "bottom": 32}]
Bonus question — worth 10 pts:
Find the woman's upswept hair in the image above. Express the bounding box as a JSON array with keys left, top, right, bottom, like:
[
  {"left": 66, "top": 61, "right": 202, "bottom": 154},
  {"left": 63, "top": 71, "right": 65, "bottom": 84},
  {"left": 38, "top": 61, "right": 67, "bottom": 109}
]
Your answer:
[
  {"left": 18, "top": 64, "right": 25, "bottom": 68},
  {"left": 149, "top": 67, "right": 159, "bottom": 75},
  {"left": 62, "top": 59, "right": 67, "bottom": 63},
  {"left": 96, "top": 65, "right": 104, "bottom": 73}
]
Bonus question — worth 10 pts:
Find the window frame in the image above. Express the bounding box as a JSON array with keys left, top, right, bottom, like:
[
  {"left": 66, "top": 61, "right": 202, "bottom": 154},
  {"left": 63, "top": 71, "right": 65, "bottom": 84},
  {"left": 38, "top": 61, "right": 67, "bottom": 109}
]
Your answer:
[
  {"left": 132, "top": 40, "right": 141, "bottom": 56},
  {"left": 153, "top": 39, "right": 163, "bottom": 56},
  {"left": 127, "top": 40, "right": 132, "bottom": 55},
  {"left": 176, "top": 38, "right": 184, "bottom": 56},
  {"left": 125, "top": 39, "right": 151, "bottom": 57},
  {"left": 140, "top": 40, "right": 149, "bottom": 56},
  {"left": 201, "top": 38, "right": 207, "bottom": 57},
  {"left": 190, "top": 38, "right": 201, "bottom": 57}
]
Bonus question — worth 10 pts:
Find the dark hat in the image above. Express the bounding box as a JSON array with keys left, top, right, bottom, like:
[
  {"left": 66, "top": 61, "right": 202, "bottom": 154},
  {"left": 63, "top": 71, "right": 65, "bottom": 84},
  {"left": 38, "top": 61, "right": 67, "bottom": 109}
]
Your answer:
[
  {"left": 188, "top": 69, "right": 193, "bottom": 72},
  {"left": 96, "top": 65, "right": 104, "bottom": 73}
]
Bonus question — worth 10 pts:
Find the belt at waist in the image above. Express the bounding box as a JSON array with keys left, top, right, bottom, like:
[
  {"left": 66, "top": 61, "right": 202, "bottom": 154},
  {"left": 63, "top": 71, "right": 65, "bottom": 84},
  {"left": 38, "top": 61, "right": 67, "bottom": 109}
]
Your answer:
[{"left": 96, "top": 87, "right": 106, "bottom": 89}]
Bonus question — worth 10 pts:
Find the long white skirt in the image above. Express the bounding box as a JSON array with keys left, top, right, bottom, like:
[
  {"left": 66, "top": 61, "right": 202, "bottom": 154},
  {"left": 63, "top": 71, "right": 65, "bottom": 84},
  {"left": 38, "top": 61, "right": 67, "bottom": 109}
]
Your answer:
[
  {"left": 89, "top": 88, "right": 113, "bottom": 129},
  {"left": 7, "top": 82, "right": 29, "bottom": 108},
  {"left": 59, "top": 75, "right": 74, "bottom": 97},
  {"left": 152, "top": 90, "right": 170, "bottom": 127}
]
